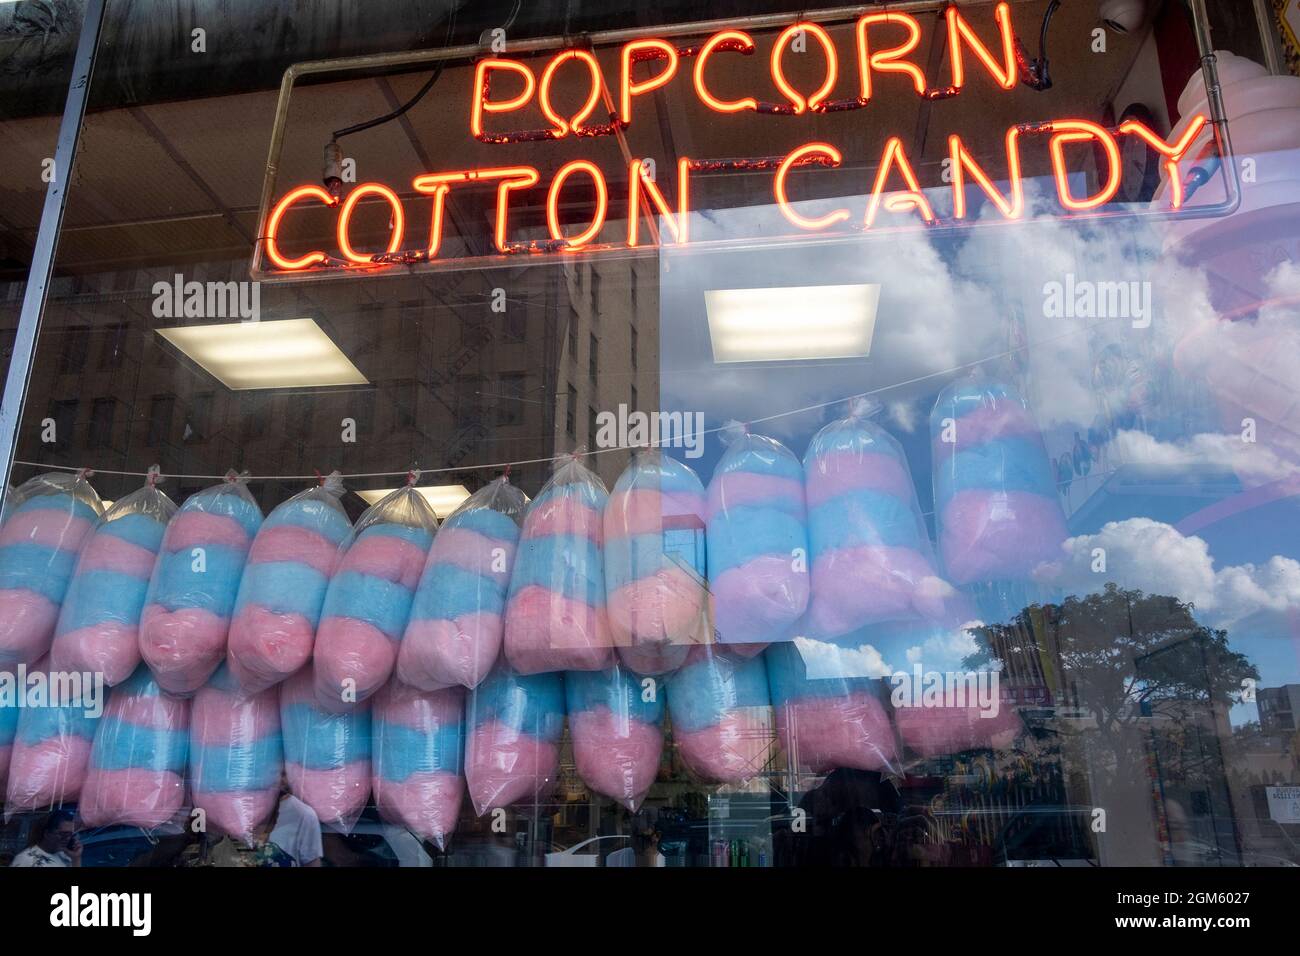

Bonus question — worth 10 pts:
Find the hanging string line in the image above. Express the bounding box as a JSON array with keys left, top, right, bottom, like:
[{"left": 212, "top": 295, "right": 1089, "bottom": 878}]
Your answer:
[{"left": 11, "top": 316, "right": 1123, "bottom": 483}]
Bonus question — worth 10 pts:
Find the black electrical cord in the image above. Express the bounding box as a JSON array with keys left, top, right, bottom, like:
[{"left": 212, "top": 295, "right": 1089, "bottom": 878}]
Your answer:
[
  {"left": 331, "top": 2, "right": 462, "bottom": 141},
  {"left": 1018, "top": 0, "right": 1062, "bottom": 91}
]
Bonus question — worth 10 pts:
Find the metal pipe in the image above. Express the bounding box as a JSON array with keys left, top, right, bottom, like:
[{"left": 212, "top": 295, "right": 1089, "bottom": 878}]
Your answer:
[{"left": 0, "top": 0, "right": 107, "bottom": 513}]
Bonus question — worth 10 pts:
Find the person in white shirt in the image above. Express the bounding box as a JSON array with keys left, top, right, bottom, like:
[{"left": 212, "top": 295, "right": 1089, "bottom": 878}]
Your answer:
[{"left": 10, "top": 809, "right": 81, "bottom": 867}]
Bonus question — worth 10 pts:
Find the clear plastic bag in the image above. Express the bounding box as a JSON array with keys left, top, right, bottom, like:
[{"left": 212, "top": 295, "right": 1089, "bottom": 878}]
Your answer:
[
  {"left": 372, "top": 676, "right": 465, "bottom": 849},
  {"left": 398, "top": 476, "right": 526, "bottom": 691},
  {"left": 4, "top": 655, "right": 104, "bottom": 815},
  {"left": 565, "top": 664, "right": 664, "bottom": 810},
  {"left": 0, "top": 471, "right": 104, "bottom": 666},
  {"left": 504, "top": 454, "right": 613, "bottom": 674},
  {"left": 765, "top": 623, "right": 900, "bottom": 775},
  {"left": 0, "top": 668, "right": 16, "bottom": 795},
  {"left": 804, "top": 398, "right": 957, "bottom": 635},
  {"left": 930, "top": 375, "right": 1068, "bottom": 585},
  {"left": 605, "top": 449, "right": 708, "bottom": 676},
  {"left": 226, "top": 472, "right": 351, "bottom": 694},
  {"left": 706, "top": 425, "right": 810, "bottom": 656},
  {"left": 188, "top": 662, "right": 283, "bottom": 845},
  {"left": 312, "top": 480, "right": 438, "bottom": 710},
  {"left": 665, "top": 645, "right": 774, "bottom": 785},
  {"left": 139, "top": 473, "right": 264, "bottom": 696},
  {"left": 464, "top": 663, "right": 565, "bottom": 815},
  {"left": 280, "top": 665, "right": 370, "bottom": 832},
  {"left": 50, "top": 471, "right": 176, "bottom": 687},
  {"left": 79, "top": 663, "right": 189, "bottom": 829}
]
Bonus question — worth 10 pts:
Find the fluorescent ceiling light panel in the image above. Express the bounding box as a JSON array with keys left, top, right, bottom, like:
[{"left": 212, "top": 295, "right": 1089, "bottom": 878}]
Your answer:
[
  {"left": 357, "top": 484, "right": 472, "bottom": 518},
  {"left": 704, "top": 284, "right": 881, "bottom": 363},
  {"left": 156, "top": 318, "right": 367, "bottom": 390}
]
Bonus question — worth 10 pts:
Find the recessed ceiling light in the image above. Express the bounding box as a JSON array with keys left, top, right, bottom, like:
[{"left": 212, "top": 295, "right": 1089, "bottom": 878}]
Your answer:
[
  {"left": 156, "top": 318, "right": 367, "bottom": 390},
  {"left": 356, "top": 484, "right": 472, "bottom": 518},
  {"left": 704, "top": 284, "right": 881, "bottom": 364}
]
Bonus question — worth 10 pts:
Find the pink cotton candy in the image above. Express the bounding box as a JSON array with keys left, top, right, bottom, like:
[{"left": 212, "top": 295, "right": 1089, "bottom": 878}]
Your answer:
[
  {"left": 617, "top": 643, "right": 690, "bottom": 676},
  {"left": 138, "top": 605, "right": 228, "bottom": 696},
  {"left": 107, "top": 692, "right": 184, "bottom": 730},
  {"left": 78, "top": 768, "right": 186, "bottom": 829},
  {"left": 344, "top": 536, "right": 426, "bottom": 590},
  {"left": 313, "top": 617, "right": 394, "bottom": 710},
  {"left": 775, "top": 693, "right": 898, "bottom": 773},
  {"left": 163, "top": 512, "right": 251, "bottom": 553},
  {"left": 0, "top": 745, "right": 10, "bottom": 793},
  {"left": 465, "top": 719, "right": 560, "bottom": 814},
  {"left": 895, "top": 702, "right": 1021, "bottom": 757},
  {"left": 569, "top": 707, "right": 662, "bottom": 810},
  {"left": 673, "top": 708, "right": 773, "bottom": 784},
  {"left": 5, "top": 735, "right": 93, "bottom": 808},
  {"left": 193, "top": 787, "right": 279, "bottom": 844},
  {"left": 227, "top": 606, "right": 316, "bottom": 694},
  {"left": 0, "top": 512, "right": 94, "bottom": 551},
  {"left": 504, "top": 585, "right": 612, "bottom": 674},
  {"left": 809, "top": 546, "right": 948, "bottom": 633},
  {"left": 247, "top": 525, "right": 338, "bottom": 575},
  {"left": 711, "top": 556, "right": 809, "bottom": 647},
  {"left": 937, "top": 401, "right": 1040, "bottom": 451},
  {"left": 0, "top": 590, "right": 61, "bottom": 666},
  {"left": 373, "top": 772, "right": 464, "bottom": 847},
  {"left": 287, "top": 761, "right": 370, "bottom": 827},
  {"left": 190, "top": 688, "right": 280, "bottom": 747},
  {"left": 397, "top": 614, "right": 501, "bottom": 691},
  {"left": 520, "top": 498, "right": 603, "bottom": 542},
  {"left": 805, "top": 451, "right": 915, "bottom": 506},
  {"left": 77, "top": 535, "right": 158, "bottom": 577},
  {"left": 50, "top": 622, "right": 140, "bottom": 687},
  {"left": 428, "top": 529, "right": 514, "bottom": 577},
  {"left": 612, "top": 488, "right": 707, "bottom": 536},
  {"left": 608, "top": 565, "right": 704, "bottom": 650},
  {"left": 707, "top": 473, "right": 804, "bottom": 517},
  {"left": 938, "top": 490, "right": 1069, "bottom": 585}
]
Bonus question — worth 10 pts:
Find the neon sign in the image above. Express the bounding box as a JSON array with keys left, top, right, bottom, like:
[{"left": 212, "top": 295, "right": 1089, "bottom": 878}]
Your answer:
[{"left": 257, "top": 3, "right": 1215, "bottom": 277}]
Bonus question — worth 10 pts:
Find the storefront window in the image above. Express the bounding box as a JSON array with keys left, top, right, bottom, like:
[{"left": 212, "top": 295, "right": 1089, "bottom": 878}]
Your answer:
[{"left": 1, "top": 0, "right": 1298, "bottom": 872}]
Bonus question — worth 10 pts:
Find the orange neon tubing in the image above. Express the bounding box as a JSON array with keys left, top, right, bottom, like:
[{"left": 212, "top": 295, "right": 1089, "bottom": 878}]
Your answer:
[
  {"left": 693, "top": 30, "right": 758, "bottom": 113},
  {"left": 413, "top": 166, "right": 540, "bottom": 253},
  {"left": 627, "top": 158, "right": 691, "bottom": 246},
  {"left": 1048, "top": 120, "right": 1121, "bottom": 211},
  {"left": 620, "top": 39, "right": 678, "bottom": 124},
  {"left": 336, "top": 183, "right": 405, "bottom": 264},
  {"left": 265, "top": 184, "right": 333, "bottom": 270},
  {"left": 774, "top": 143, "right": 850, "bottom": 231},
  {"left": 471, "top": 59, "right": 538, "bottom": 138},
  {"left": 946, "top": 1, "right": 1017, "bottom": 91},
  {"left": 856, "top": 13, "right": 925, "bottom": 101},
  {"left": 1118, "top": 113, "right": 1209, "bottom": 209},
  {"left": 865, "top": 136, "right": 934, "bottom": 227},
  {"left": 540, "top": 49, "right": 604, "bottom": 136},
  {"left": 771, "top": 22, "right": 839, "bottom": 113},
  {"left": 547, "top": 160, "right": 609, "bottom": 248},
  {"left": 949, "top": 129, "right": 1024, "bottom": 220}
]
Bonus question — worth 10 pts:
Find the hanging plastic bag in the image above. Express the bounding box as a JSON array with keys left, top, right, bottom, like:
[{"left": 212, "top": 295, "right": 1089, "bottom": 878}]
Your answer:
[
  {"left": 372, "top": 676, "right": 465, "bottom": 849},
  {"left": 706, "top": 425, "right": 809, "bottom": 656},
  {"left": 4, "top": 656, "right": 104, "bottom": 814},
  {"left": 0, "top": 471, "right": 103, "bottom": 666},
  {"left": 312, "top": 477, "right": 438, "bottom": 710},
  {"left": 227, "top": 472, "right": 350, "bottom": 694},
  {"left": 464, "top": 663, "right": 564, "bottom": 815},
  {"left": 78, "top": 664, "right": 189, "bottom": 829},
  {"left": 280, "top": 665, "right": 370, "bottom": 831},
  {"left": 398, "top": 476, "right": 525, "bottom": 691},
  {"left": 139, "top": 472, "right": 264, "bottom": 696},
  {"left": 0, "top": 669, "right": 15, "bottom": 794},
  {"left": 566, "top": 664, "right": 663, "bottom": 811},
  {"left": 665, "top": 645, "right": 773, "bottom": 785},
  {"left": 504, "top": 453, "right": 613, "bottom": 674},
  {"left": 765, "top": 624, "right": 900, "bottom": 775},
  {"left": 189, "top": 662, "right": 283, "bottom": 844},
  {"left": 604, "top": 449, "right": 708, "bottom": 676},
  {"left": 931, "top": 376, "right": 1068, "bottom": 585},
  {"left": 804, "top": 398, "right": 956, "bottom": 636},
  {"left": 50, "top": 470, "right": 176, "bottom": 687}
]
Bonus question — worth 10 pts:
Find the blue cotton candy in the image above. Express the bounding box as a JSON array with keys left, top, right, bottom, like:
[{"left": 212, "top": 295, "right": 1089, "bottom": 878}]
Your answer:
[
  {"left": 57, "top": 570, "right": 151, "bottom": 631},
  {"left": 0, "top": 545, "right": 79, "bottom": 601},
  {"left": 148, "top": 545, "right": 247, "bottom": 615},
  {"left": 565, "top": 667, "right": 663, "bottom": 724},
  {"left": 320, "top": 571, "right": 417, "bottom": 640},
  {"left": 666, "top": 652, "right": 770, "bottom": 735},
  {"left": 469, "top": 668, "right": 565, "bottom": 742},
  {"left": 234, "top": 562, "right": 330, "bottom": 621},
  {"left": 374, "top": 720, "right": 464, "bottom": 782},
  {"left": 281, "top": 701, "right": 371, "bottom": 771},
  {"left": 509, "top": 535, "right": 606, "bottom": 606},
  {"left": 191, "top": 736, "right": 282, "bottom": 792},
  {"left": 90, "top": 725, "right": 188, "bottom": 773}
]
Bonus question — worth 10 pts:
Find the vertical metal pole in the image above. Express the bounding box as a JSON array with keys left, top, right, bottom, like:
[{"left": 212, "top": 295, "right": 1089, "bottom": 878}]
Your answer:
[{"left": 0, "top": 0, "right": 108, "bottom": 511}]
